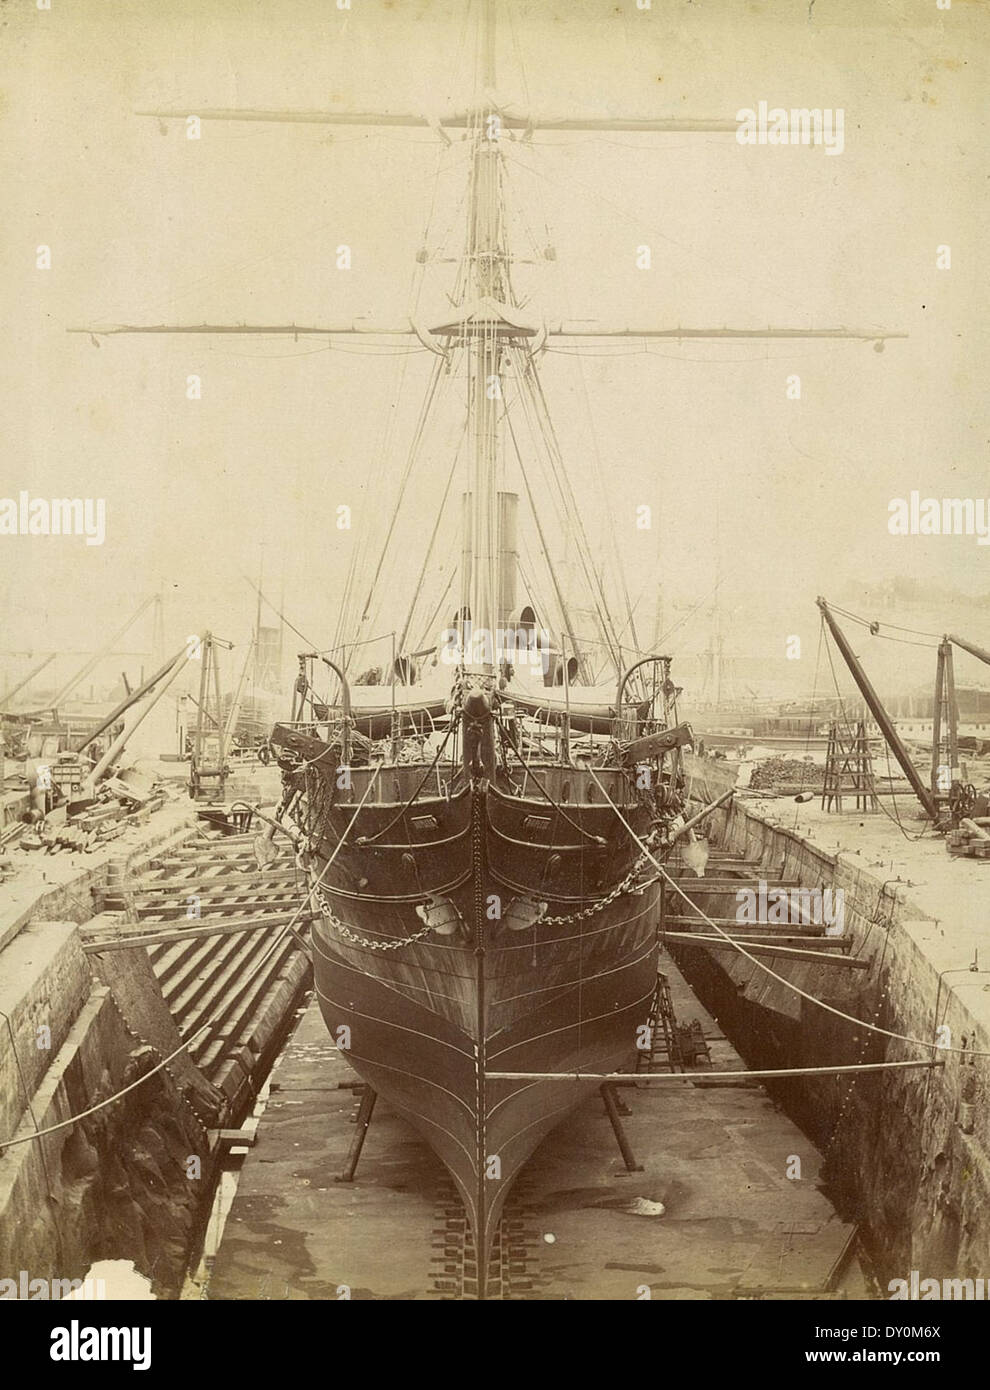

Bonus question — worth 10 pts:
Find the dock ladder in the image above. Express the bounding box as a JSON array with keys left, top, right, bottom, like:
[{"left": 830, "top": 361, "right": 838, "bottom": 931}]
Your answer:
[
  {"left": 821, "top": 721, "right": 879, "bottom": 813},
  {"left": 637, "top": 971, "right": 685, "bottom": 1074}
]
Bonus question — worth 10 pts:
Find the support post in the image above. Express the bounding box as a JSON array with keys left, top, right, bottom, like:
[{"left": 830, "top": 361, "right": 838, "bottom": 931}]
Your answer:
[
  {"left": 944, "top": 641, "right": 959, "bottom": 784},
  {"left": 600, "top": 1083, "right": 643, "bottom": 1172},
  {"left": 335, "top": 1086, "right": 378, "bottom": 1183},
  {"left": 931, "top": 641, "right": 945, "bottom": 798}
]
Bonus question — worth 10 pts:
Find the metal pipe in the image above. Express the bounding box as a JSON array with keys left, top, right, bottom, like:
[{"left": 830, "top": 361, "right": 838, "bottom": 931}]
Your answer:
[
  {"left": 948, "top": 633, "right": 990, "bottom": 668},
  {"left": 817, "top": 597, "right": 937, "bottom": 819},
  {"left": 86, "top": 639, "right": 201, "bottom": 788},
  {"left": 74, "top": 644, "right": 187, "bottom": 753},
  {"left": 670, "top": 786, "right": 735, "bottom": 844},
  {"left": 0, "top": 653, "right": 56, "bottom": 707},
  {"left": 485, "top": 1059, "right": 943, "bottom": 1084},
  {"left": 560, "top": 630, "right": 571, "bottom": 764},
  {"left": 600, "top": 1085, "right": 643, "bottom": 1171},
  {"left": 318, "top": 656, "right": 352, "bottom": 765}
]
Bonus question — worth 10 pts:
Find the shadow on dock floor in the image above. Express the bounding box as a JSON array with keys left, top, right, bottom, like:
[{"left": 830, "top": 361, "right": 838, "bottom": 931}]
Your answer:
[{"left": 207, "top": 953, "right": 867, "bottom": 1301}]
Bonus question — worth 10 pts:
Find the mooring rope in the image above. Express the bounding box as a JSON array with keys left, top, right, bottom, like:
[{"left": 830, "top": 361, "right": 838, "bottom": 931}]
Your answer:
[
  {"left": 0, "top": 1024, "right": 211, "bottom": 1150},
  {"left": 585, "top": 766, "right": 990, "bottom": 1061}
]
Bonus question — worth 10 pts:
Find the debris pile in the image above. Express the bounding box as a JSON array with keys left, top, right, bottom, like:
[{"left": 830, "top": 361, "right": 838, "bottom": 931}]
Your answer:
[
  {"left": 749, "top": 757, "right": 824, "bottom": 794},
  {"left": 946, "top": 819, "right": 990, "bottom": 860},
  {"left": 9, "top": 769, "right": 168, "bottom": 857}
]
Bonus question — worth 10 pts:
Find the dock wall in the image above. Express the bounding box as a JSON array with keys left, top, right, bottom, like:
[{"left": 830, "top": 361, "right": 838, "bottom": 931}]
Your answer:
[
  {"left": 0, "top": 920, "right": 212, "bottom": 1296},
  {"left": 673, "top": 792, "right": 990, "bottom": 1286}
]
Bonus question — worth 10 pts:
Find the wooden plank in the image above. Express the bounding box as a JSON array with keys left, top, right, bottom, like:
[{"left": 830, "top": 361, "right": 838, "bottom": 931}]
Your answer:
[
  {"left": 212, "top": 1129, "right": 258, "bottom": 1146},
  {"left": 135, "top": 868, "right": 299, "bottom": 892},
  {"left": 82, "top": 911, "right": 317, "bottom": 952},
  {"left": 136, "top": 895, "right": 305, "bottom": 920},
  {"left": 149, "top": 851, "right": 275, "bottom": 869},
  {"left": 665, "top": 912, "right": 828, "bottom": 931},
  {"left": 665, "top": 930, "right": 847, "bottom": 949},
  {"left": 663, "top": 932, "right": 867, "bottom": 968},
  {"left": 668, "top": 881, "right": 804, "bottom": 893}
]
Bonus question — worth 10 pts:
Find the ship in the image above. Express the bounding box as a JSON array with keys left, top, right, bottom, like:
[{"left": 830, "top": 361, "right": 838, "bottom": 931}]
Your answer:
[
  {"left": 262, "top": 6, "right": 695, "bottom": 1295},
  {"left": 68, "top": 0, "right": 904, "bottom": 1299},
  {"left": 271, "top": 650, "right": 688, "bottom": 1293}
]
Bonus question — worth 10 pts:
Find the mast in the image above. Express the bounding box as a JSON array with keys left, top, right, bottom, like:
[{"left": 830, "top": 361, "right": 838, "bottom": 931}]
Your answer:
[
  {"left": 72, "top": 0, "right": 907, "bottom": 690},
  {"left": 482, "top": 0, "right": 496, "bottom": 90},
  {"left": 463, "top": 0, "right": 504, "bottom": 673},
  {"left": 253, "top": 547, "right": 264, "bottom": 696}
]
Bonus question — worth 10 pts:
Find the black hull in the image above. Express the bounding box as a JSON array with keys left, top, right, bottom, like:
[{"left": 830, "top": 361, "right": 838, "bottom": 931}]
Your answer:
[{"left": 304, "top": 767, "right": 661, "bottom": 1292}]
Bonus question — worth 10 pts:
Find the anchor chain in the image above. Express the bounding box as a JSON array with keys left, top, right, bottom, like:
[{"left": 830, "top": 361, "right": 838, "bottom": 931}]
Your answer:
[
  {"left": 314, "top": 886, "right": 434, "bottom": 951},
  {"left": 540, "top": 852, "right": 659, "bottom": 925}
]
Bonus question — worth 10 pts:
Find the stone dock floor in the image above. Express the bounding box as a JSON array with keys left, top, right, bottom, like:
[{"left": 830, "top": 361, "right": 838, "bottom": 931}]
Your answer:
[{"left": 207, "top": 951, "right": 867, "bottom": 1301}]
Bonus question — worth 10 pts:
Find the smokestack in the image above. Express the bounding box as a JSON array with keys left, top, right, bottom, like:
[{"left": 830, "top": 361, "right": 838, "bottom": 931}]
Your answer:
[{"left": 461, "top": 490, "right": 518, "bottom": 626}]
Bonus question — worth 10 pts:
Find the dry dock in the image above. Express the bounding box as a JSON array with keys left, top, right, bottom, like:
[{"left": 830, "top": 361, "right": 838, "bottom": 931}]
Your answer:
[{"left": 206, "top": 951, "right": 866, "bottom": 1301}]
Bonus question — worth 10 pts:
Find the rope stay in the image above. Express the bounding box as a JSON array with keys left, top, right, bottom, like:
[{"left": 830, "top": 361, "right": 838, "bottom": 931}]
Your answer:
[
  {"left": 0, "top": 1025, "right": 211, "bottom": 1151},
  {"left": 585, "top": 766, "right": 990, "bottom": 1062}
]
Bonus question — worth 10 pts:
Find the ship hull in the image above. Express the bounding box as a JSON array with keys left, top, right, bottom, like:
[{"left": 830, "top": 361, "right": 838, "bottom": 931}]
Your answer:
[{"left": 303, "top": 764, "right": 660, "bottom": 1290}]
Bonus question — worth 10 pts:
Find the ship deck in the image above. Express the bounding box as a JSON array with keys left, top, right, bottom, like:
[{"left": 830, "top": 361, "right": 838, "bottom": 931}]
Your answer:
[{"left": 203, "top": 950, "right": 866, "bottom": 1300}]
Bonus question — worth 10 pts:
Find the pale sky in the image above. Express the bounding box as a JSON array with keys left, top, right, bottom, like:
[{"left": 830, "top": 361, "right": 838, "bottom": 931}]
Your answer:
[{"left": 1, "top": 0, "right": 988, "bottom": 703}]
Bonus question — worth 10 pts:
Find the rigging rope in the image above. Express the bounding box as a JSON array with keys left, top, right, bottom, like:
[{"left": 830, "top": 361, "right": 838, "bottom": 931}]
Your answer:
[
  {"left": 525, "top": 354, "right": 625, "bottom": 670},
  {"left": 584, "top": 765, "right": 990, "bottom": 1060},
  {"left": 0, "top": 1026, "right": 211, "bottom": 1150},
  {"left": 505, "top": 398, "right": 576, "bottom": 657},
  {"left": 495, "top": 714, "right": 609, "bottom": 843},
  {"left": 825, "top": 603, "right": 943, "bottom": 643},
  {"left": 396, "top": 413, "right": 467, "bottom": 657},
  {"left": 356, "top": 352, "right": 450, "bottom": 637},
  {"left": 509, "top": 345, "right": 616, "bottom": 676}
]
